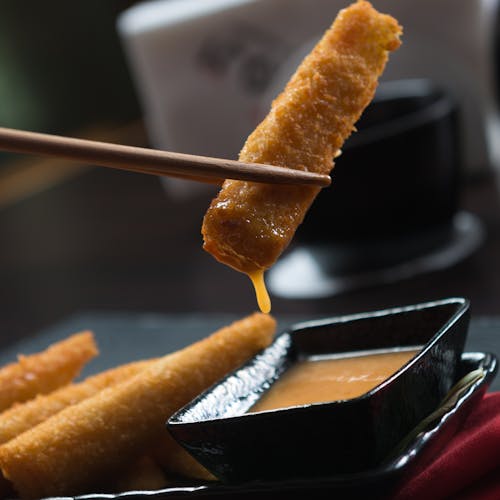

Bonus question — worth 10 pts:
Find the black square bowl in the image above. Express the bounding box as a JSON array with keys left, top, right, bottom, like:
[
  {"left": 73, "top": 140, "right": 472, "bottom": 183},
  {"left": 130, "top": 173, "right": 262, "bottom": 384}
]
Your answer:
[{"left": 167, "top": 298, "right": 470, "bottom": 483}]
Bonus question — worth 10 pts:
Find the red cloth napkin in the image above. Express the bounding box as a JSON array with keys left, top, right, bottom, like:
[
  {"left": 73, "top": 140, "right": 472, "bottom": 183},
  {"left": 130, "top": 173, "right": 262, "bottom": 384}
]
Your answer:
[{"left": 393, "top": 392, "right": 500, "bottom": 500}]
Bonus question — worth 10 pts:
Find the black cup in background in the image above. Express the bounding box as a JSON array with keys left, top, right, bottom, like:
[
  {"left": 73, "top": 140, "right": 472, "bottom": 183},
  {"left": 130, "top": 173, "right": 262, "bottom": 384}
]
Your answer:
[
  {"left": 269, "top": 80, "right": 484, "bottom": 297},
  {"left": 299, "top": 79, "right": 460, "bottom": 246}
]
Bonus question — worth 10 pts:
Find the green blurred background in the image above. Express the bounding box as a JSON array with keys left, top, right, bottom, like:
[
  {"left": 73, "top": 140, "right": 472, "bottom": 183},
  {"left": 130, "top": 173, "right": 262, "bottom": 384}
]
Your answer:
[{"left": 0, "top": 1, "right": 140, "bottom": 137}]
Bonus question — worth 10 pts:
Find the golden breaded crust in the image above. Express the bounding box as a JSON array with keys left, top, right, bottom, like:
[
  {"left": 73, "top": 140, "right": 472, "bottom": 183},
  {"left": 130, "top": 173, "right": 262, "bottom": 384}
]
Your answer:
[
  {"left": 0, "top": 331, "right": 98, "bottom": 412},
  {"left": 108, "top": 456, "right": 169, "bottom": 493},
  {"left": 0, "top": 359, "right": 152, "bottom": 445},
  {"left": 0, "top": 313, "right": 275, "bottom": 498},
  {"left": 202, "top": 0, "right": 402, "bottom": 273}
]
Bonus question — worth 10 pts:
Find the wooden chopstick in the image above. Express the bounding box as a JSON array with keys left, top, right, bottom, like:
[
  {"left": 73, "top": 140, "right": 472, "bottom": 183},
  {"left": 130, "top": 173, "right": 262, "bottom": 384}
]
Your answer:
[{"left": 0, "top": 127, "right": 331, "bottom": 187}]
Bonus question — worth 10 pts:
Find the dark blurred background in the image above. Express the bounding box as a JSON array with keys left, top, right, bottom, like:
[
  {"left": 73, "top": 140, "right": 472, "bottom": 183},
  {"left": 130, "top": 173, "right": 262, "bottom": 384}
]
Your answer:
[
  {"left": 0, "top": 1, "right": 139, "bottom": 133},
  {"left": 0, "top": 0, "right": 499, "bottom": 348}
]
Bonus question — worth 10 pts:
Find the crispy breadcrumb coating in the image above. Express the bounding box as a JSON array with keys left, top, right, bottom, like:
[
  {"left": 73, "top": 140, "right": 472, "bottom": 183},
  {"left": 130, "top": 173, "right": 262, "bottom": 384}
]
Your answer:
[
  {"left": 0, "top": 313, "right": 275, "bottom": 498},
  {"left": 202, "top": 1, "right": 402, "bottom": 274},
  {"left": 0, "top": 331, "right": 98, "bottom": 412},
  {"left": 0, "top": 359, "right": 152, "bottom": 444}
]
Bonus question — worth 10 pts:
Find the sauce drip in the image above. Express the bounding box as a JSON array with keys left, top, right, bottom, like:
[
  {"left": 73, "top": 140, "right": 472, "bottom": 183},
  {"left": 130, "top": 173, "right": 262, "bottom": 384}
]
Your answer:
[
  {"left": 250, "top": 349, "right": 419, "bottom": 412},
  {"left": 248, "top": 270, "right": 271, "bottom": 314}
]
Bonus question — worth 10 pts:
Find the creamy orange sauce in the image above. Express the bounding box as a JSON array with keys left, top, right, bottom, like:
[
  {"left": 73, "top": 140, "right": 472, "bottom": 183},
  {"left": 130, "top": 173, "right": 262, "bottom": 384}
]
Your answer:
[
  {"left": 250, "top": 349, "right": 419, "bottom": 412},
  {"left": 248, "top": 270, "right": 271, "bottom": 314}
]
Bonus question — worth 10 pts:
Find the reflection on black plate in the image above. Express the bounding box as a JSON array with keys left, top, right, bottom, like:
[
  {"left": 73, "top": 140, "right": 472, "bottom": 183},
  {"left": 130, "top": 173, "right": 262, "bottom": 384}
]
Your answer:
[
  {"left": 65, "top": 351, "right": 497, "bottom": 500},
  {"left": 268, "top": 211, "right": 484, "bottom": 298}
]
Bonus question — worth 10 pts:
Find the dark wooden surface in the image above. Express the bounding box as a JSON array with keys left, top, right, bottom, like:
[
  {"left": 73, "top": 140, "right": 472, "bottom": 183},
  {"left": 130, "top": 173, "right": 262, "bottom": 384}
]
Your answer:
[{"left": 0, "top": 167, "right": 499, "bottom": 347}]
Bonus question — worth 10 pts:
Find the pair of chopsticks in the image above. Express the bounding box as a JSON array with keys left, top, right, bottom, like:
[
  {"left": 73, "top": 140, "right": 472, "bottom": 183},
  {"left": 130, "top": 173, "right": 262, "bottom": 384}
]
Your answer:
[{"left": 0, "top": 127, "right": 331, "bottom": 187}]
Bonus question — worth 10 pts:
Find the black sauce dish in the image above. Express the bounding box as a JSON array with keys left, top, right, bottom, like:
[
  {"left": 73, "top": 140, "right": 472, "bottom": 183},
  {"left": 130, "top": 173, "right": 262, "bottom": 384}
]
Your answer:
[
  {"left": 54, "top": 351, "right": 498, "bottom": 500},
  {"left": 167, "top": 298, "right": 471, "bottom": 484}
]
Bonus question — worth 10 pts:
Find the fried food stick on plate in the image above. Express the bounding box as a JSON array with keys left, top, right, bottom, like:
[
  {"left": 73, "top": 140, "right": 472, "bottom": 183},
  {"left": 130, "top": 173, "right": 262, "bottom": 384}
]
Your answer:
[
  {"left": 108, "top": 455, "right": 170, "bottom": 493},
  {"left": 202, "top": 1, "right": 402, "bottom": 311},
  {"left": 0, "top": 331, "right": 98, "bottom": 412},
  {"left": 0, "top": 358, "right": 152, "bottom": 445},
  {"left": 0, "top": 313, "right": 276, "bottom": 499}
]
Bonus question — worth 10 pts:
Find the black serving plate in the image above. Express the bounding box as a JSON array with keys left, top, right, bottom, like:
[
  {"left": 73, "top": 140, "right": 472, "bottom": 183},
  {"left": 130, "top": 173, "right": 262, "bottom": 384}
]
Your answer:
[
  {"left": 62, "top": 351, "right": 496, "bottom": 500},
  {"left": 168, "top": 299, "right": 469, "bottom": 483}
]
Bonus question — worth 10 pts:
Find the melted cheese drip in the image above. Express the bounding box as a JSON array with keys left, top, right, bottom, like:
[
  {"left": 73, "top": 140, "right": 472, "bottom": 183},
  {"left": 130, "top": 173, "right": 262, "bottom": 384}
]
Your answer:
[{"left": 248, "top": 270, "right": 271, "bottom": 314}]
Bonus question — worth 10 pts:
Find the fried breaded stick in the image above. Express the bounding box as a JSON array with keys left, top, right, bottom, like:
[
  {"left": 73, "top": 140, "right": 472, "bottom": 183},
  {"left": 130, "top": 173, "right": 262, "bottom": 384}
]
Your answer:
[
  {"left": 108, "top": 456, "right": 170, "bottom": 493},
  {"left": 0, "top": 313, "right": 276, "bottom": 499},
  {"left": 0, "top": 359, "right": 152, "bottom": 445},
  {"left": 202, "top": 1, "right": 402, "bottom": 276},
  {"left": 0, "top": 331, "right": 98, "bottom": 412}
]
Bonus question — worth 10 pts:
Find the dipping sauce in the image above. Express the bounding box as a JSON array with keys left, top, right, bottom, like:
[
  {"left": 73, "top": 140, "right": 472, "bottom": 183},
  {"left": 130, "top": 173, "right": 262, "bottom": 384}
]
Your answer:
[{"left": 250, "top": 349, "right": 419, "bottom": 412}]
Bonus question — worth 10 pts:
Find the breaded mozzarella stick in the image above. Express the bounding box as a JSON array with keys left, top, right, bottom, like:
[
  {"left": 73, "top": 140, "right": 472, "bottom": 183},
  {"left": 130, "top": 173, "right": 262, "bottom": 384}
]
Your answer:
[
  {"left": 0, "top": 313, "right": 275, "bottom": 498},
  {"left": 202, "top": 1, "right": 402, "bottom": 310},
  {"left": 0, "top": 359, "right": 152, "bottom": 444},
  {"left": 0, "top": 331, "right": 98, "bottom": 412}
]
